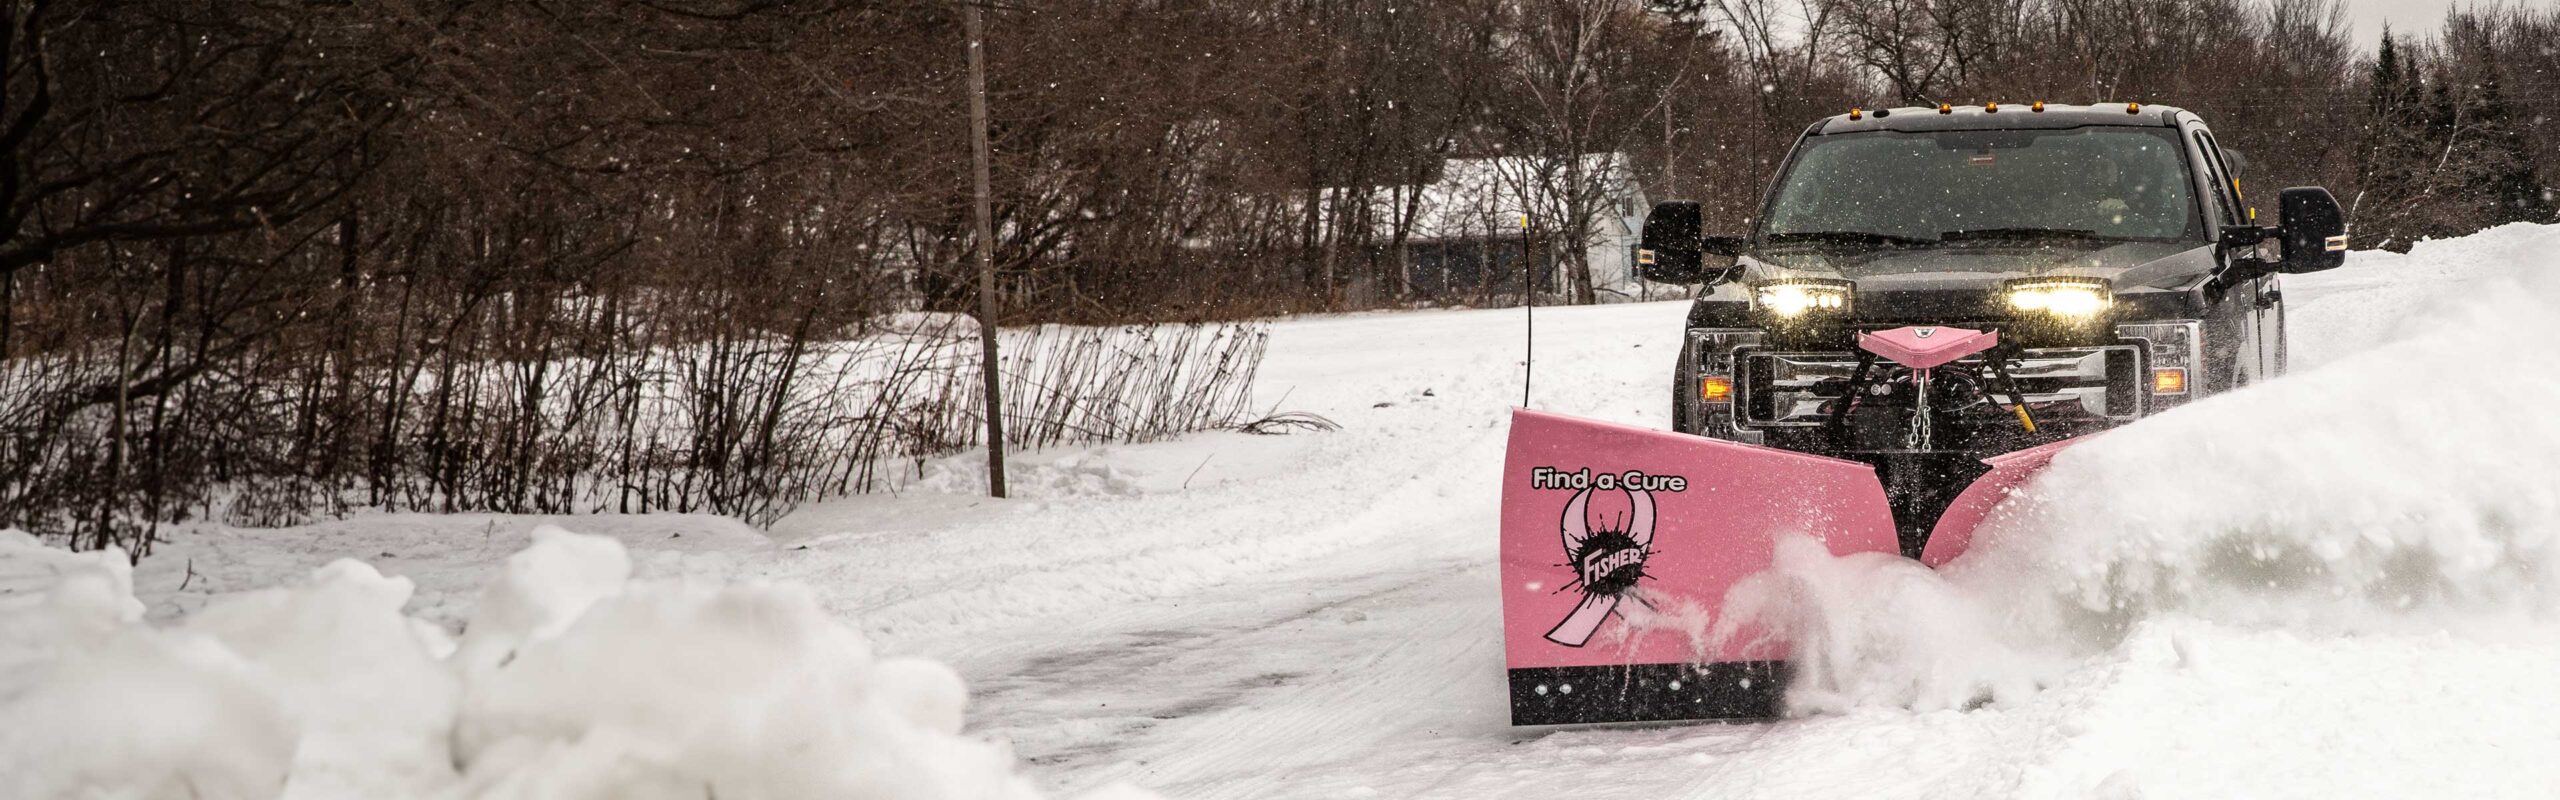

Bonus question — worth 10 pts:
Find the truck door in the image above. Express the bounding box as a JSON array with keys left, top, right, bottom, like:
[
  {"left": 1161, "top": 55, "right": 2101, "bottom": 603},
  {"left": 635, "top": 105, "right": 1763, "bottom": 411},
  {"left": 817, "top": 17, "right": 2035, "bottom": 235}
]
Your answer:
[{"left": 2189, "top": 127, "right": 2267, "bottom": 384}]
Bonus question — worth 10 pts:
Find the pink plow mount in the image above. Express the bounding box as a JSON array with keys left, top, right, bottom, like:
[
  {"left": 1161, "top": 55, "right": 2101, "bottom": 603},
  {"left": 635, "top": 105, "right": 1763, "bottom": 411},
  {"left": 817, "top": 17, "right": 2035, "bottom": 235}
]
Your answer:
[{"left": 1858, "top": 325, "right": 1998, "bottom": 369}]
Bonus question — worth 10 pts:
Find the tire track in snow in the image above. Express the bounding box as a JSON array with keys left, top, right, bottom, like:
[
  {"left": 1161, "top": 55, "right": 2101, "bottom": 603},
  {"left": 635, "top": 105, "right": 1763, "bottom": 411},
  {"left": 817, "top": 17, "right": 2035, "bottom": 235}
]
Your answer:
[
  {"left": 767, "top": 302, "right": 1692, "bottom": 661},
  {"left": 930, "top": 306, "right": 1709, "bottom": 796}
]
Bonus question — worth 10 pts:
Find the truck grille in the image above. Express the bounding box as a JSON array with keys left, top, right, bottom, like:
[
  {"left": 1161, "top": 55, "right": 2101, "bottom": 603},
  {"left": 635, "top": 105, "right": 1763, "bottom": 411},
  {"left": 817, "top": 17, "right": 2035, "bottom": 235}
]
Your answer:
[{"left": 1734, "top": 344, "right": 2143, "bottom": 428}]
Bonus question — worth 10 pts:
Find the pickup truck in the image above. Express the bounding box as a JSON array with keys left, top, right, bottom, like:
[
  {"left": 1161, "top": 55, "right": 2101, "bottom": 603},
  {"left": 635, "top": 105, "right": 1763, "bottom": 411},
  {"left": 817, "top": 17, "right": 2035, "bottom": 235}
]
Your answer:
[{"left": 1637, "top": 102, "right": 2351, "bottom": 553}]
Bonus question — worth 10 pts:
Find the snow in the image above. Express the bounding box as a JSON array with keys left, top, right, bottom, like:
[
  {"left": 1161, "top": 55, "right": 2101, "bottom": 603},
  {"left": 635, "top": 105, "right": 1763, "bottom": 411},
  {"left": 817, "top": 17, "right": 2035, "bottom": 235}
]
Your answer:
[
  {"left": 8, "top": 223, "right": 2560, "bottom": 798},
  {"left": 1964, "top": 223, "right": 2560, "bottom": 633},
  {"left": 3, "top": 529, "right": 302, "bottom": 800},
  {"left": 446, "top": 537, "right": 1036, "bottom": 800},
  {"left": 0, "top": 526, "right": 1113, "bottom": 800},
  {"left": 1711, "top": 535, "right": 2062, "bottom": 715}
]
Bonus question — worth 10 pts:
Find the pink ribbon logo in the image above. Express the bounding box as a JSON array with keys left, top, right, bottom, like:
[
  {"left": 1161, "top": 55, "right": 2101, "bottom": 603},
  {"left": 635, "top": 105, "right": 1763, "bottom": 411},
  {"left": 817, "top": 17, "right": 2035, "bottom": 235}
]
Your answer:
[{"left": 1544, "top": 486, "right": 1657, "bottom": 647}]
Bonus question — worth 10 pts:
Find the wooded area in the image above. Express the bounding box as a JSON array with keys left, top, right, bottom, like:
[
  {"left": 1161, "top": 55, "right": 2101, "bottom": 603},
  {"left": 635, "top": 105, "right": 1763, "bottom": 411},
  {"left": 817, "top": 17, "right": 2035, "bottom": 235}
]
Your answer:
[{"left": 2, "top": 0, "right": 2553, "bottom": 551}]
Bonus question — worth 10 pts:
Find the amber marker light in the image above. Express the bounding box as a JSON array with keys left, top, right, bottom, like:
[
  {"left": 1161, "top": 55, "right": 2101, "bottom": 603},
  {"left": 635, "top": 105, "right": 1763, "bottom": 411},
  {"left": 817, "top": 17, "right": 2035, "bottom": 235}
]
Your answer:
[
  {"left": 1985, "top": 101, "right": 2000, "bottom": 113},
  {"left": 2126, "top": 102, "right": 2142, "bottom": 114},
  {"left": 1700, "top": 376, "right": 1735, "bottom": 403},
  {"left": 2032, "top": 101, "right": 2046, "bottom": 112},
  {"left": 1939, "top": 103, "right": 1953, "bottom": 114},
  {"left": 1848, "top": 107, "right": 1863, "bottom": 120},
  {"left": 2152, "top": 368, "right": 2188, "bottom": 395}
]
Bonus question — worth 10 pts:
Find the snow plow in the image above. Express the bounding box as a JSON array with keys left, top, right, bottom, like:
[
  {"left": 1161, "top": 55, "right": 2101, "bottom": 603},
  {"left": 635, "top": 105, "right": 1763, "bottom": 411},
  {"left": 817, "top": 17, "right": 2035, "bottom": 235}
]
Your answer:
[{"left": 1500, "top": 103, "right": 2352, "bottom": 725}]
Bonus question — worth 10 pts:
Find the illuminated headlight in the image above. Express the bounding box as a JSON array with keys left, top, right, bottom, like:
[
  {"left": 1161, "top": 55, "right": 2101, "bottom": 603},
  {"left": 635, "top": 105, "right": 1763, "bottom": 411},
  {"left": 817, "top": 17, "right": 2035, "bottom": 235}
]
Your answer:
[
  {"left": 2004, "top": 277, "right": 2114, "bottom": 319},
  {"left": 1751, "top": 279, "right": 1854, "bottom": 318}
]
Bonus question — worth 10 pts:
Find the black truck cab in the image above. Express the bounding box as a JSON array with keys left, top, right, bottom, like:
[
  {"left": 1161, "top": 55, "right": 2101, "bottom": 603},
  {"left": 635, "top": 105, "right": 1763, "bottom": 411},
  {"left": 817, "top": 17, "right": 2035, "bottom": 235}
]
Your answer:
[{"left": 1639, "top": 103, "right": 2350, "bottom": 551}]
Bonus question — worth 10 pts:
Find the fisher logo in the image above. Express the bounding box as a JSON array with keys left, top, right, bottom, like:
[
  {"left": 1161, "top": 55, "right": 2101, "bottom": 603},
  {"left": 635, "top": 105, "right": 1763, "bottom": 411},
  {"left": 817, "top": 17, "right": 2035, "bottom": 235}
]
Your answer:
[
  {"left": 1546, "top": 486, "right": 1655, "bottom": 647},
  {"left": 1914, "top": 327, "right": 1938, "bottom": 339}
]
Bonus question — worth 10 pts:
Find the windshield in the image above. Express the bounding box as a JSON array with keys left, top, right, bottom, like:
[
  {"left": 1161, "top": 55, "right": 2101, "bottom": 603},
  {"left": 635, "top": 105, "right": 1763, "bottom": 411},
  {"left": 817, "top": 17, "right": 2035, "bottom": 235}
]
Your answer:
[{"left": 1760, "top": 127, "right": 2200, "bottom": 250}]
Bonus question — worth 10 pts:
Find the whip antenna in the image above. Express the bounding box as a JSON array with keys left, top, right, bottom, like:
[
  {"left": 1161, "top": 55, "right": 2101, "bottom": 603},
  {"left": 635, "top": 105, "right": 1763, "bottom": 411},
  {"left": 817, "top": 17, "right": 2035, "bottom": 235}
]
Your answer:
[{"left": 1522, "top": 211, "right": 1536, "bottom": 408}]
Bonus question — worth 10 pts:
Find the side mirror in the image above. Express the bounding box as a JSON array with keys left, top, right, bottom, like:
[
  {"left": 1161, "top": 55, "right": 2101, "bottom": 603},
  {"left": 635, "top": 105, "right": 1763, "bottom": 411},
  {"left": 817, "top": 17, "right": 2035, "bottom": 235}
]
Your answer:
[
  {"left": 1637, "top": 201, "right": 1745, "bottom": 284},
  {"left": 1638, "top": 201, "right": 1704, "bottom": 283},
  {"left": 2275, "top": 187, "right": 2348, "bottom": 273}
]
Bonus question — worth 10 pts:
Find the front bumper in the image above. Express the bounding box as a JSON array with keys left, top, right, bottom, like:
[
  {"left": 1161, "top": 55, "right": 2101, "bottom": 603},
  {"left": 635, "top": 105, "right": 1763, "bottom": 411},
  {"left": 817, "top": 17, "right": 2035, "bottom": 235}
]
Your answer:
[{"left": 1681, "top": 321, "right": 2203, "bottom": 443}]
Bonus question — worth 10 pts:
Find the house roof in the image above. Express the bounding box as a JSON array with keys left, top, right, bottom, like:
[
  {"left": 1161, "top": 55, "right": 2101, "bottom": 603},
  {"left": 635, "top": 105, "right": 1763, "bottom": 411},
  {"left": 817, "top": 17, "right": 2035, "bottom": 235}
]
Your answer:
[{"left": 1377, "top": 153, "right": 1641, "bottom": 242}]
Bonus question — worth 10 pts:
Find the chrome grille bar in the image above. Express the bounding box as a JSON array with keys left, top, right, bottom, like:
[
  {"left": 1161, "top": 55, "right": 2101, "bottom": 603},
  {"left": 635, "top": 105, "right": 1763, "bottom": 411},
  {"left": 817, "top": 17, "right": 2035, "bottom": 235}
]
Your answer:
[{"left": 1736, "top": 345, "right": 2142, "bottom": 428}]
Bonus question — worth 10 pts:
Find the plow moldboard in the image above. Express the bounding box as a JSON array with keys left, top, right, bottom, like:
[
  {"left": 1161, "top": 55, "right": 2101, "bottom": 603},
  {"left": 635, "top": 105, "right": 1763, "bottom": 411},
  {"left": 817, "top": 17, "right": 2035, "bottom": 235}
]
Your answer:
[{"left": 1499, "top": 408, "right": 1899, "bottom": 725}]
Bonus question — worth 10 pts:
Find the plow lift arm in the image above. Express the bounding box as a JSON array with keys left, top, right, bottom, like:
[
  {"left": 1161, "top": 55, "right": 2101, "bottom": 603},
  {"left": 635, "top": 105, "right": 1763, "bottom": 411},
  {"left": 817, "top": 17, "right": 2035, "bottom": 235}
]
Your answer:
[{"left": 1498, "top": 325, "right": 2087, "bottom": 725}]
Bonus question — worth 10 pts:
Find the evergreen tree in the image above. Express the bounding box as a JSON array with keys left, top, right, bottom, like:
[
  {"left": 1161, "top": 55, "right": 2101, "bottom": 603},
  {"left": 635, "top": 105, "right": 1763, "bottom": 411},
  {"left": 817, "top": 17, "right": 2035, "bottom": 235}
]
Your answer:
[
  {"left": 2355, "top": 31, "right": 2434, "bottom": 250},
  {"left": 2346, "top": 28, "right": 2551, "bottom": 248},
  {"left": 2469, "top": 75, "right": 2553, "bottom": 225},
  {"left": 2369, "top": 32, "right": 2408, "bottom": 113}
]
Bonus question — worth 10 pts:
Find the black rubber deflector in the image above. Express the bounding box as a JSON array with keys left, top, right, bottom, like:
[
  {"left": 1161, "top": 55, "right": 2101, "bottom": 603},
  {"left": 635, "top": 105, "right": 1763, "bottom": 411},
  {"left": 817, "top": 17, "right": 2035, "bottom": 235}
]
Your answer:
[{"left": 1507, "top": 660, "right": 1789, "bottom": 725}]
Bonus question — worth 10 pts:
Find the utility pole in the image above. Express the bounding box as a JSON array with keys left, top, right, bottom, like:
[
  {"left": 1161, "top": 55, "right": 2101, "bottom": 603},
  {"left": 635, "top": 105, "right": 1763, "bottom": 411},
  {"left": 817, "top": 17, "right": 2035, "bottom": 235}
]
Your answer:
[{"left": 966, "top": 1, "right": 1008, "bottom": 498}]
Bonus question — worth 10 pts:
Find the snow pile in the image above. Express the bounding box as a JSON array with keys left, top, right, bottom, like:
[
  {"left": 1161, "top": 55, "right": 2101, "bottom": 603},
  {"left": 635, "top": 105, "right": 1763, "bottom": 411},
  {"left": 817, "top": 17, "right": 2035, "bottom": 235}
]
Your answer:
[
  {"left": 1978, "top": 224, "right": 2560, "bottom": 630},
  {"left": 1711, "top": 536, "right": 2065, "bottom": 714},
  {"left": 0, "top": 526, "right": 1128, "bottom": 800},
  {"left": 1, "top": 531, "right": 301, "bottom": 800},
  {"left": 1729, "top": 223, "right": 2560, "bottom": 713}
]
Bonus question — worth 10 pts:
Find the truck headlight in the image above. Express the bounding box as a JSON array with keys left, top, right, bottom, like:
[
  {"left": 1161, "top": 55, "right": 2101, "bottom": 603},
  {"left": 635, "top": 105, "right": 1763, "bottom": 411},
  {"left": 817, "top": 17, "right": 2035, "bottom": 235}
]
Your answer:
[
  {"left": 2004, "top": 277, "right": 2113, "bottom": 319},
  {"left": 1751, "top": 278, "right": 1854, "bottom": 318}
]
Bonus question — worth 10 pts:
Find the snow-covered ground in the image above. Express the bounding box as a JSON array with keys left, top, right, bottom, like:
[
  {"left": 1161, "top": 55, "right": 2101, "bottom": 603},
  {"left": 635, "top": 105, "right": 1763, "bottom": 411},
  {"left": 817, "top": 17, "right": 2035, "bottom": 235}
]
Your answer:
[{"left": 8, "top": 224, "right": 2560, "bottom": 798}]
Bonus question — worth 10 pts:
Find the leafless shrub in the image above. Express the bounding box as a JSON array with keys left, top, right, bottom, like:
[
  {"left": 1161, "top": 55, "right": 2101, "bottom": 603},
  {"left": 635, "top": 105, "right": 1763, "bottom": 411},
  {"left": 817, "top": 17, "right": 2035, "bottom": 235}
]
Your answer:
[{"left": 0, "top": 315, "right": 1266, "bottom": 544}]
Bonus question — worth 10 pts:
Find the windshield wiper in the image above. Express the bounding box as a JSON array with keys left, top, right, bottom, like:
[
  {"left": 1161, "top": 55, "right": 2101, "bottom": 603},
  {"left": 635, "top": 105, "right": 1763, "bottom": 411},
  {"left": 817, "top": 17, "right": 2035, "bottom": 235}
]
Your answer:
[
  {"left": 1763, "top": 230, "right": 1938, "bottom": 247},
  {"left": 1936, "top": 228, "right": 2106, "bottom": 243}
]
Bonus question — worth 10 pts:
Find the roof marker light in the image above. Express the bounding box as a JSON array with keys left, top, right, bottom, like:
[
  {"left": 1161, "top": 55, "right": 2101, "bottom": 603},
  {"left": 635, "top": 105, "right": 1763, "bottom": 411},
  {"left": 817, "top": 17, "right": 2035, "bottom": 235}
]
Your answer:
[
  {"left": 2032, "top": 101, "right": 2045, "bottom": 112},
  {"left": 2126, "top": 102, "right": 2141, "bottom": 114},
  {"left": 1938, "top": 103, "right": 1953, "bottom": 114},
  {"left": 1848, "top": 107, "right": 1863, "bottom": 120},
  {"left": 1985, "top": 101, "right": 1999, "bottom": 113}
]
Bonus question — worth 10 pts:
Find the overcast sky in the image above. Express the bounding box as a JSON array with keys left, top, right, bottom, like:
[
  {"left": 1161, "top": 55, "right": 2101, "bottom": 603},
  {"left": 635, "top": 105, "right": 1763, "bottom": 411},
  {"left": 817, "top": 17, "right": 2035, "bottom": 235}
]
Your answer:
[{"left": 2337, "top": 0, "right": 2464, "bottom": 46}]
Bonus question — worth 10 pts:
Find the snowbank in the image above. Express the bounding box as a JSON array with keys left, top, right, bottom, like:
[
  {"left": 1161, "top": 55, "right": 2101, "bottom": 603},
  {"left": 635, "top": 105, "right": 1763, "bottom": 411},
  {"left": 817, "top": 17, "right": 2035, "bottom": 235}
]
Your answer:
[
  {"left": 1726, "top": 223, "right": 2560, "bottom": 713},
  {"left": 1968, "top": 224, "right": 2560, "bottom": 630},
  {"left": 0, "top": 526, "right": 1137, "bottom": 800}
]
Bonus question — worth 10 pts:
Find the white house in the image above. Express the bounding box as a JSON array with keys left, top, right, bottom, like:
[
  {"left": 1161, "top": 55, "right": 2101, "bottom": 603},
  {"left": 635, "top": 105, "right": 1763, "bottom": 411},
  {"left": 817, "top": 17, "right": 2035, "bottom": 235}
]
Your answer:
[{"left": 1378, "top": 152, "right": 1652, "bottom": 302}]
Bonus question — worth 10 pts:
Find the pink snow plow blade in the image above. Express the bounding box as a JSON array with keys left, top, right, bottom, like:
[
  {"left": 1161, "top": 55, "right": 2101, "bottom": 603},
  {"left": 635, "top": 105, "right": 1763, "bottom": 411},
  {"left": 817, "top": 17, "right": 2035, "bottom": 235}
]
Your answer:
[
  {"left": 1920, "top": 435, "right": 2087, "bottom": 568},
  {"left": 1499, "top": 408, "right": 1898, "bottom": 725},
  {"left": 1500, "top": 408, "right": 2094, "bottom": 725}
]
